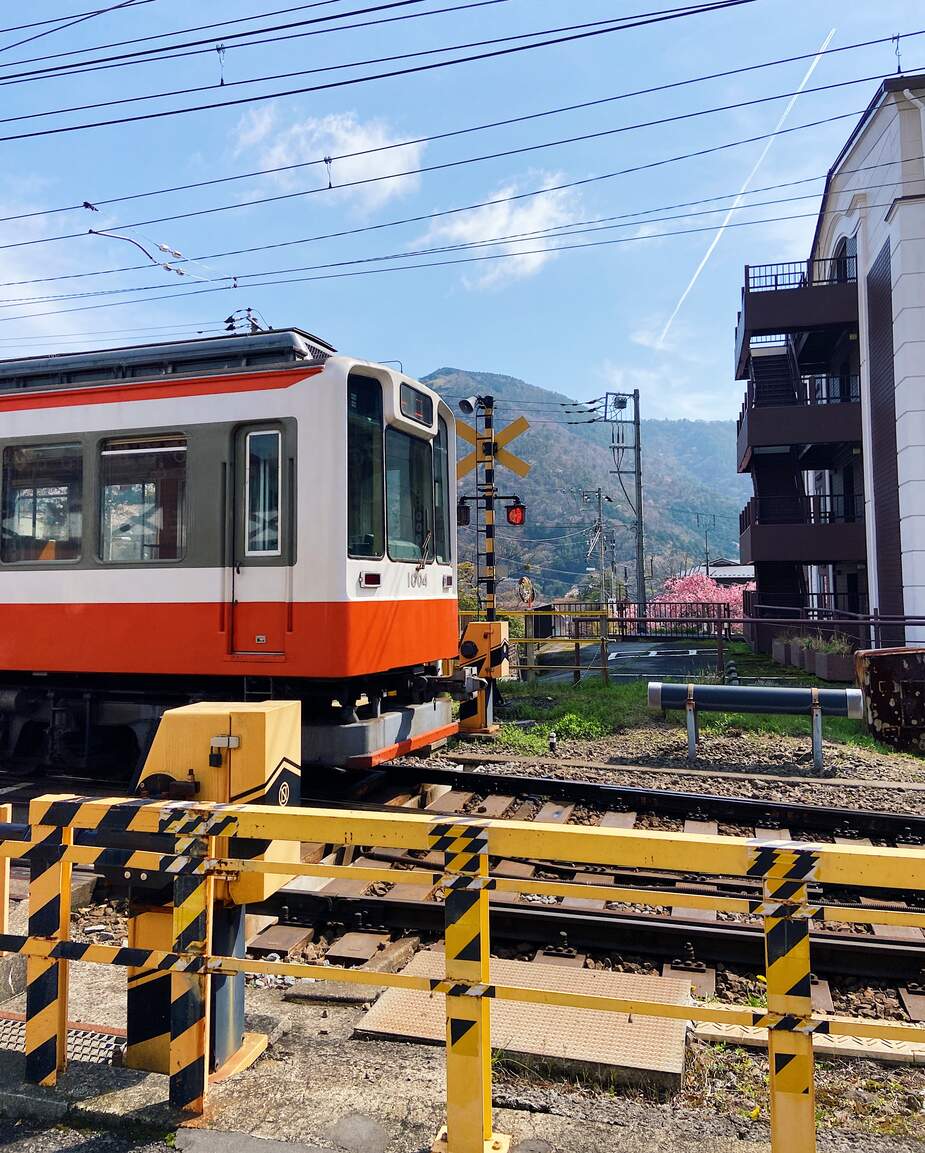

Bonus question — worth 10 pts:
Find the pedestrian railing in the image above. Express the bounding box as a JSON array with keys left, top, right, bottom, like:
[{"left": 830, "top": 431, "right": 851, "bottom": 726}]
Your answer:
[{"left": 2, "top": 794, "right": 924, "bottom": 1152}]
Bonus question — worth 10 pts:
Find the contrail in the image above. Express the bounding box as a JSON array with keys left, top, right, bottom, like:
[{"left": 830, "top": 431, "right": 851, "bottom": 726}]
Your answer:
[{"left": 656, "top": 26, "right": 836, "bottom": 347}]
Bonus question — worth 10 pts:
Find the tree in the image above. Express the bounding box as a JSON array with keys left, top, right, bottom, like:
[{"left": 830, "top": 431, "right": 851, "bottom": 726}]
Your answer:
[{"left": 653, "top": 572, "right": 753, "bottom": 618}]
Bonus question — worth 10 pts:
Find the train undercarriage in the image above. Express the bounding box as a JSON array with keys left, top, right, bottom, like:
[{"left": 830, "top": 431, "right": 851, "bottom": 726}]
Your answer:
[{"left": 0, "top": 666, "right": 466, "bottom": 782}]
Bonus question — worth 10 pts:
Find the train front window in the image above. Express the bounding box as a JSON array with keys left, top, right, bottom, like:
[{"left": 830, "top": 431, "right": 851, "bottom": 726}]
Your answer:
[
  {"left": 347, "top": 375, "right": 384, "bottom": 558},
  {"left": 386, "top": 427, "right": 433, "bottom": 563},
  {"left": 434, "top": 417, "right": 451, "bottom": 563},
  {"left": 100, "top": 436, "right": 187, "bottom": 563},
  {"left": 1, "top": 442, "right": 82, "bottom": 563},
  {"left": 245, "top": 430, "right": 281, "bottom": 556}
]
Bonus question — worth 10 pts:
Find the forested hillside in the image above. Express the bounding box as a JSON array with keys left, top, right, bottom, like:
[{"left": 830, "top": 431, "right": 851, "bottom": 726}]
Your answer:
[{"left": 424, "top": 367, "right": 751, "bottom": 599}]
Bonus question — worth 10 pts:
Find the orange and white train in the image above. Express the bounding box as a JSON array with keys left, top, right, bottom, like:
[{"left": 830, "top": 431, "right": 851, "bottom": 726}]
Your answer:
[{"left": 0, "top": 328, "right": 460, "bottom": 777}]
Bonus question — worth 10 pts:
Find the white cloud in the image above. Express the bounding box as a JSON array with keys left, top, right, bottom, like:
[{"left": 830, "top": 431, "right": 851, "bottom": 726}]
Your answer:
[
  {"left": 232, "top": 107, "right": 425, "bottom": 214},
  {"left": 418, "top": 173, "right": 581, "bottom": 290}
]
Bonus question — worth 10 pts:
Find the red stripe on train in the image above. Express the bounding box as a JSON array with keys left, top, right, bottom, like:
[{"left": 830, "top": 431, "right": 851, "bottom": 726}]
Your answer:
[{"left": 0, "top": 365, "right": 322, "bottom": 412}]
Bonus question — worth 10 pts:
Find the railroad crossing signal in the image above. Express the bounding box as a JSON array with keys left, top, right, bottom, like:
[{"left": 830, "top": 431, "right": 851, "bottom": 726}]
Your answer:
[{"left": 457, "top": 414, "right": 531, "bottom": 479}]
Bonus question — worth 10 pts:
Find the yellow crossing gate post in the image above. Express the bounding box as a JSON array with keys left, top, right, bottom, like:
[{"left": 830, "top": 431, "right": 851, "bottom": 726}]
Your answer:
[
  {"left": 169, "top": 832, "right": 216, "bottom": 1112},
  {"left": 751, "top": 843, "right": 818, "bottom": 1152},
  {"left": 431, "top": 821, "right": 509, "bottom": 1153},
  {"left": 0, "top": 804, "right": 10, "bottom": 940},
  {"left": 25, "top": 826, "right": 73, "bottom": 1086}
]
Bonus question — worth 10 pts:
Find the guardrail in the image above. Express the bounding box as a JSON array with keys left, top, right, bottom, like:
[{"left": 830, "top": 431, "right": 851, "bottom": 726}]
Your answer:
[{"left": 4, "top": 794, "right": 925, "bottom": 1152}]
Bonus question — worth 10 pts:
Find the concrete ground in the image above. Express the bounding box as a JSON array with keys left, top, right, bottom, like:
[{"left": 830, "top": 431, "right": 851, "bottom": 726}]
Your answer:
[{"left": 1, "top": 974, "right": 924, "bottom": 1153}]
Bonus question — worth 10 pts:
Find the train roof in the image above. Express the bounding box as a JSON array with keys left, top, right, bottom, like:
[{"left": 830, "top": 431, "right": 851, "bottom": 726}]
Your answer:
[{"left": 0, "top": 327, "right": 336, "bottom": 394}]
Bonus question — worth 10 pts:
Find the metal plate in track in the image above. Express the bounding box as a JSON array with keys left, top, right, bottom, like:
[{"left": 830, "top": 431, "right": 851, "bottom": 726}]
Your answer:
[
  {"left": 358, "top": 950, "right": 691, "bottom": 1085},
  {"left": 0, "top": 1015, "right": 119, "bottom": 1063}
]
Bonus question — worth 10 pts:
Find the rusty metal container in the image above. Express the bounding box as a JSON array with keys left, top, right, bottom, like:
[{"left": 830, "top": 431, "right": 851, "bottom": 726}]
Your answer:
[{"left": 855, "top": 647, "right": 925, "bottom": 751}]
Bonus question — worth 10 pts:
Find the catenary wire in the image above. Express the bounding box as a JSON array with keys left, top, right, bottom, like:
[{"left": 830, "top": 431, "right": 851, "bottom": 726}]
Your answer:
[
  {"left": 0, "top": 1, "right": 152, "bottom": 56},
  {"left": 0, "top": 0, "right": 475, "bottom": 74},
  {"left": 0, "top": 2, "right": 155, "bottom": 37},
  {"left": 0, "top": 0, "right": 753, "bottom": 82},
  {"left": 0, "top": 106, "right": 865, "bottom": 254},
  {"left": 0, "top": 206, "right": 865, "bottom": 323},
  {"left": 0, "top": 0, "right": 416, "bottom": 67},
  {"left": 0, "top": 1, "right": 757, "bottom": 144},
  {"left": 0, "top": 28, "right": 912, "bottom": 226}
]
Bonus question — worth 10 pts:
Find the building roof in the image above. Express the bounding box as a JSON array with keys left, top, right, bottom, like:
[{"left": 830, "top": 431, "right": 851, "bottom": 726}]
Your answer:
[
  {"left": 810, "top": 72, "right": 925, "bottom": 262},
  {"left": 685, "top": 563, "right": 754, "bottom": 582}
]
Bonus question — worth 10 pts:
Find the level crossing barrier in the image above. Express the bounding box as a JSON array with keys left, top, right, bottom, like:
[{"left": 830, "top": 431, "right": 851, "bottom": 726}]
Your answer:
[{"left": 1, "top": 795, "right": 924, "bottom": 1152}]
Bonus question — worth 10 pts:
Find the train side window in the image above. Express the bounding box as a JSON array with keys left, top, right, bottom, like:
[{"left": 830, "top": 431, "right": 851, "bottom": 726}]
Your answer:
[
  {"left": 1, "top": 442, "right": 82, "bottom": 563},
  {"left": 434, "top": 417, "right": 451, "bottom": 563},
  {"left": 100, "top": 436, "right": 187, "bottom": 563},
  {"left": 245, "top": 430, "right": 281, "bottom": 556},
  {"left": 386, "top": 427, "right": 434, "bottom": 563},
  {"left": 347, "top": 375, "right": 384, "bottom": 558}
]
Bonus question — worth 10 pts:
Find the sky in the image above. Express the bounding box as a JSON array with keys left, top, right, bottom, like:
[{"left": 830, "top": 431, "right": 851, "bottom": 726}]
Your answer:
[{"left": 0, "top": 0, "right": 920, "bottom": 419}]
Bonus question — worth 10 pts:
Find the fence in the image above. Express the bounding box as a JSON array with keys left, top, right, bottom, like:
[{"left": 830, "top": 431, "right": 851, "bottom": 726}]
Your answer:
[{"left": 3, "top": 793, "right": 925, "bottom": 1153}]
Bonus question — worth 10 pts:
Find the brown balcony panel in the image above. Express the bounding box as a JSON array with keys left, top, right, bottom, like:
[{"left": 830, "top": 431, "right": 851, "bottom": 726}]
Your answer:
[
  {"left": 735, "top": 277, "right": 858, "bottom": 378},
  {"left": 737, "top": 400, "right": 861, "bottom": 471},
  {"left": 740, "top": 520, "right": 866, "bottom": 565}
]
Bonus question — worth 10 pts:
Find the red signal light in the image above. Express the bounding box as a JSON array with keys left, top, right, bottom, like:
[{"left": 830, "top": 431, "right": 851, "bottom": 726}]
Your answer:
[{"left": 505, "top": 502, "right": 526, "bottom": 526}]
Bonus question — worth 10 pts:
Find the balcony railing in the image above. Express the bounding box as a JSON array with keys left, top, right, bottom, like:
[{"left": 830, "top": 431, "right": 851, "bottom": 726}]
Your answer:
[
  {"left": 746, "top": 256, "right": 858, "bottom": 292},
  {"left": 746, "top": 374, "right": 860, "bottom": 409},
  {"left": 739, "top": 494, "right": 864, "bottom": 534}
]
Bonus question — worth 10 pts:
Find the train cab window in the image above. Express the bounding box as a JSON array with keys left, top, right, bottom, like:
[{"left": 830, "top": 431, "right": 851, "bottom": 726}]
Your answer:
[
  {"left": 386, "top": 427, "right": 434, "bottom": 563},
  {"left": 100, "top": 436, "right": 187, "bottom": 563},
  {"left": 347, "top": 376, "right": 384, "bottom": 558},
  {"left": 245, "top": 430, "right": 281, "bottom": 556},
  {"left": 1, "top": 442, "right": 82, "bottom": 563},
  {"left": 434, "top": 417, "right": 451, "bottom": 563}
]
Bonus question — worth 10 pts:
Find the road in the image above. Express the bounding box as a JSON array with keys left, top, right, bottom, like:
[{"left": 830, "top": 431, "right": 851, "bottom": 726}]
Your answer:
[{"left": 533, "top": 638, "right": 720, "bottom": 683}]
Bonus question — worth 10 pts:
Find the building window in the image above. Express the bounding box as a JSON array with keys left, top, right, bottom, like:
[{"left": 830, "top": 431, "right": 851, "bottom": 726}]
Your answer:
[
  {"left": 434, "top": 416, "right": 451, "bottom": 563},
  {"left": 1, "top": 442, "right": 82, "bottom": 563},
  {"left": 347, "top": 376, "right": 384, "bottom": 558},
  {"left": 100, "top": 436, "right": 187, "bottom": 563},
  {"left": 245, "top": 430, "right": 281, "bottom": 556},
  {"left": 386, "top": 427, "right": 433, "bottom": 562}
]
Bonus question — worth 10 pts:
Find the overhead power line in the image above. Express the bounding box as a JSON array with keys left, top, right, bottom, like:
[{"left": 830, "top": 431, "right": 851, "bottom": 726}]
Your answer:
[
  {"left": 0, "top": 207, "right": 854, "bottom": 324},
  {"left": 0, "top": 0, "right": 753, "bottom": 83},
  {"left": 0, "top": 106, "right": 867, "bottom": 255},
  {"left": 0, "top": 145, "right": 914, "bottom": 292},
  {"left": 0, "top": 1, "right": 757, "bottom": 143},
  {"left": 0, "top": 1, "right": 155, "bottom": 37},
  {"left": 0, "top": 28, "right": 913, "bottom": 226},
  {"left": 0, "top": 0, "right": 395, "bottom": 67},
  {"left": 0, "top": 0, "right": 151, "bottom": 56},
  {"left": 0, "top": 0, "right": 490, "bottom": 73}
]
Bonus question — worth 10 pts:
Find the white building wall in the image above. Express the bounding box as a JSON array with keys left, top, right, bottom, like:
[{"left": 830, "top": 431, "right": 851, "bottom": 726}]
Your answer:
[{"left": 817, "top": 89, "right": 925, "bottom": 640}]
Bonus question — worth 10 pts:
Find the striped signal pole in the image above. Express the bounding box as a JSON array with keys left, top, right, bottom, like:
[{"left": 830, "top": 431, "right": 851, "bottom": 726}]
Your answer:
[{"left": 479, "top": 395, "right": 496, "bottom": 623}]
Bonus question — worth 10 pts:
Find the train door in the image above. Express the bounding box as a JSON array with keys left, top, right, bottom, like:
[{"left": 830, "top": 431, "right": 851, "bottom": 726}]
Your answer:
[{"left": 231, "top": 426, "right": 289, "bottom": 655}]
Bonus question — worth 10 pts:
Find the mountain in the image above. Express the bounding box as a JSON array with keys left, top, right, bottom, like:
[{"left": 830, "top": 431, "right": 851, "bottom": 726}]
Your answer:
[{"left": 423, "top": 367, "right": 752, "bottom": 600}]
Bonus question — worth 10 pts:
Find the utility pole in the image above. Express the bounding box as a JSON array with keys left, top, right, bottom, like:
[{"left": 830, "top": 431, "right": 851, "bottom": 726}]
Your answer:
[
  {"left": 579, "top": 487, "right": 611, "bottom": 606},
  {"left": 632, "top": 389, "right": 646, "bottom": 617}
]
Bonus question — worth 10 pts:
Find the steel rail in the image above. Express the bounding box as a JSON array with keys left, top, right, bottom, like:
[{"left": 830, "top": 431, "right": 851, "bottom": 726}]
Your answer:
[
  {"left": 257, "top": 889, "right": 925, "bottom": 980},
  {"left": 369, "top": 764, "right": 925, "bottom": 841}
]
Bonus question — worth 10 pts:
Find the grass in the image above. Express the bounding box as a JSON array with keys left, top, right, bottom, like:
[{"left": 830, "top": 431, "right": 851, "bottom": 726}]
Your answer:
[{"left": 494, "top": 670, "right": 906, "bottom": 758}]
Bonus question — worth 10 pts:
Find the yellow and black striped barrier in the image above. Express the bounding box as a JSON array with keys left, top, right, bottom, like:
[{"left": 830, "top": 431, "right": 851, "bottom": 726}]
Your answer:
[{"left": 2, "top": 795, "right": 925, "bottom": 1152}]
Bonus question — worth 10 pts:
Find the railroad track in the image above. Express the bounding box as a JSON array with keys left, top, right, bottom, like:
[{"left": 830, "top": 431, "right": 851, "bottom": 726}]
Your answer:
[{"left": 245, "top": 766, "right": 925, "bottom": 992}]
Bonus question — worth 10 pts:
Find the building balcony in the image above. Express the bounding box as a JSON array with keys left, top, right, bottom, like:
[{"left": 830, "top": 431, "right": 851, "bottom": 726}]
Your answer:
[
  {"left": 739, "top": 494, "right": 866, "bottom": 564},
  {"left": 734, "top": 256, "right": 859, "bottom": 379},
  {"left": 737, "top": 374, "right": 861, "bottom": 471}
]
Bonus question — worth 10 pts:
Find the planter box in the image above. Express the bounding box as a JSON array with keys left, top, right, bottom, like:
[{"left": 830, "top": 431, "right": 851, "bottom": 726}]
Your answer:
[
  {"left": 801, "top": 648, "right": 816, "bottom": 675},
  {"left": 788, "top": 640, "right": 804, "bottom": 667},
  {"left": 814, "top": 651, "right": 855, "bottom": 683},
  {"left": 771, "top": 639, "right": 790, "bottom": 666}
]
